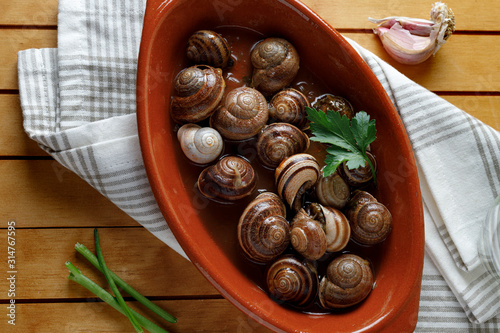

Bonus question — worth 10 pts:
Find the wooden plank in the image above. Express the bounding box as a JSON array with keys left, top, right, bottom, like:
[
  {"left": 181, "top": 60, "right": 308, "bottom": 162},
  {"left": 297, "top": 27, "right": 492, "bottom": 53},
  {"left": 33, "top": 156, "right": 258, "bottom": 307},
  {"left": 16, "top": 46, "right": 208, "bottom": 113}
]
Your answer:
[
  {"left": 0, "top": 299, "right": 272, "bottom": 332},
  {"left": 441, "top": 95, "right": 500, "bottom": 130},
  {"left": 0, "top": 160, "right": 138, "bottom": 228},
  {"left": 0, "top": 228, "right": 217, "bottom": 300},
  {"left": 0, "top": 29, "right": 57, "bottom": 90},
  {"left": 0, "top": 95, "right": 48, "bottom": 156},
  {"left": 2, "top": 0, "right": 500, "bottom": 31}
]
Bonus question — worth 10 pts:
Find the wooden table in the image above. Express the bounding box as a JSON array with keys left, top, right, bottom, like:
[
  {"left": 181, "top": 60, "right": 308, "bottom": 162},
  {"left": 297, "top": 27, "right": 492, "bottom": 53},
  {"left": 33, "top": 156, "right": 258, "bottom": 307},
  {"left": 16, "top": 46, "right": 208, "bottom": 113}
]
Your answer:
[{"left": 1, "top": 0, "right": 499, "bottom": 332}]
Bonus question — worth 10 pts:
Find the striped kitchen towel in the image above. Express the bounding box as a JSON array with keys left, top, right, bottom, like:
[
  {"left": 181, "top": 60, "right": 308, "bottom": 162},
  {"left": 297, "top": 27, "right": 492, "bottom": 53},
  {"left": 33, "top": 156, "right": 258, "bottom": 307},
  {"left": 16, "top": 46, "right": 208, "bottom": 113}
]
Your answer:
[{"left": 17, "top": 0, "right": 500, "bottom": 329}]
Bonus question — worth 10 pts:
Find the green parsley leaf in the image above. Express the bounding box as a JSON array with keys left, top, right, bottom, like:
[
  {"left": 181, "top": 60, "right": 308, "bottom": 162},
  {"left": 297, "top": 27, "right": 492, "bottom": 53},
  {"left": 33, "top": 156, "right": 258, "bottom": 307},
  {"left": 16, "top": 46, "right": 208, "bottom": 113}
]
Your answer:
[{"left": 306, "top": 106, "right": 377, "bottom": 184}]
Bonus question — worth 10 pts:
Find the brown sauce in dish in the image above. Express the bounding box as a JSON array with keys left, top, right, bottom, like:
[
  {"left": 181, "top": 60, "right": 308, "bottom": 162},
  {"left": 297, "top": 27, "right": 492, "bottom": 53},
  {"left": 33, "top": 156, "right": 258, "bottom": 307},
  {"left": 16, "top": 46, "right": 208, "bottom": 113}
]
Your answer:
[{"left": 172, "top": 26, "right": 384, "bottom": 314}]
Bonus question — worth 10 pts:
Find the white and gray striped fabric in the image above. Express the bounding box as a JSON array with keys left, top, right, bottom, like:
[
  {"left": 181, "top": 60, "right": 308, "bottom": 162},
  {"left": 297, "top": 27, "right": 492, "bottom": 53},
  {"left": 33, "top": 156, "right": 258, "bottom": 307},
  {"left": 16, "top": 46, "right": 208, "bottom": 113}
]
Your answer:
[{"left": 17, "top": 0, "right": 500, "bottom": 331}]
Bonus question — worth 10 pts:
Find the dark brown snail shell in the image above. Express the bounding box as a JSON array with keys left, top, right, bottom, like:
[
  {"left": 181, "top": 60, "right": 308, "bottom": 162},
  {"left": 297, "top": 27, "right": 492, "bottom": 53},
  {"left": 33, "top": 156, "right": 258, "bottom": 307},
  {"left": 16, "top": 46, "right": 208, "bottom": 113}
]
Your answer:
[
  {"left": 318, "top": 254, "right": 374, "bottom": 309},
  {"left": 256, "top": 123, "right": 310, "bottom": 169},
  {"left": 312, "top": 94, "right": 355, "bottom": 119},
  {"left": 197, "top": 156, "right": 256, "bottom": 201},
  {"left": 338, "top": 151, "right": 377, "bottom": 187},
  {"left": 250, "top": 38, "right": 300, "bottom": 96},
  {"left": 210, "top": 87, "right": 269, "bottom": 140},
  {"left": 237, "top": 192, "right": 290, "bottom": 263},
  {"left": 269, "top": 88, "right": 310, "bottom": 129},
  {"left": 346, "top": 190, "right": 392, "bottom": 245},
  {"left": 171, "top": 65, "right": 226, "bottom": 123},
  {"left": 186, "top": 30, "right": 231, "bottom": 68},
  {"left": 275, "top": 153, "right": 320, "bottom": 211},
  {"left": 266, "top": 255, "right": 319, "bottom": 308},
  {"left": 315, "top": 168, "right": 351, "bottom": 210}
]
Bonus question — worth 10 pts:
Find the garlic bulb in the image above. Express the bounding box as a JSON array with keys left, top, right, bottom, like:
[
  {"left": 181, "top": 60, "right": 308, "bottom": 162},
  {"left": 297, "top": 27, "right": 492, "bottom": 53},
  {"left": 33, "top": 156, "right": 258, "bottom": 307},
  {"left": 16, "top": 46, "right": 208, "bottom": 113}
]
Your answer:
[{"left": 369, "top": 2, "right": 455, "bottom": 65}]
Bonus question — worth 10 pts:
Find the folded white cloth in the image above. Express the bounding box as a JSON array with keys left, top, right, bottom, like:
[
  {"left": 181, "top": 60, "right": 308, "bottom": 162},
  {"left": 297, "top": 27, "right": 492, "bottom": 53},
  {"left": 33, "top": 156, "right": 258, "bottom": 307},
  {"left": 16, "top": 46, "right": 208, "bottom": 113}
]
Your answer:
[{"left": 17, "top": 0, "right": 500, "bottom": 329}]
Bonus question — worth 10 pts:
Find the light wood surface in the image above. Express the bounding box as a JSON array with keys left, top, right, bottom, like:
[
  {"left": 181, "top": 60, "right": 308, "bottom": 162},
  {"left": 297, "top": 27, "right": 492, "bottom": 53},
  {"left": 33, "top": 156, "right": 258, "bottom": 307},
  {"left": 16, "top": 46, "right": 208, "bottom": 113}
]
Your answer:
[{"left": 1, "top": 1, "right": 498, "bottom": 332}]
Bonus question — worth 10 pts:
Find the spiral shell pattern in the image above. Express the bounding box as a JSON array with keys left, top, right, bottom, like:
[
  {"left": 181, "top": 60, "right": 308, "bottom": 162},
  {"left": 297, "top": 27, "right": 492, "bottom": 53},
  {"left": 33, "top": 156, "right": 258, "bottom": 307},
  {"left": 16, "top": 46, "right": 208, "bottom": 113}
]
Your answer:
[
  {"left": 318, "top": 254, "right": 374, "bottom": 309},
  {"left": 315, "top": 168, "right": 351, "bottom": 209},
  {"left": 312, "top": 94, "right": 355, "bottom": 119},
  {"left": 346, "top": 190, "right": 392, "bottom": 245},
  {"left": 269, "top": 88, "right": 310, "bottom": 129},
  {"left": 197, "top": 156, "right": 256, "bottom": 201},
  {"left": 256, "top": 123, "right": 310, "bottom": 169},
  {"left": 321, "top": 206, "right": 351, "bottom": 252},
  {"left": 290, "top": 211, "right": 327, "bottom": 260},
  {"left": 275, "top": 154, "right": 320, "bottom": 211},
  {"left": 266, "top": 255, "right": 319, "bottom": 307},
  {"left": 177, "top": 124, "right": 223, "bottom": 164},
  {"left": 238, "top": 192, "right": 290, "bottom": 263},
  {"left": 186, "top": 30, "right": 231, "bottom": 68},
  {"left": 171, "top": 65, "right": 225, "bottom": 123},
  {"left": 210, "top": 87, "right": 269, "bottom": 140},
  {"left": 339, "top": 151, "right": 377, "bottom": 187},
  {"left": 251, "top": 38, "right": 300, "bottom": 96}
]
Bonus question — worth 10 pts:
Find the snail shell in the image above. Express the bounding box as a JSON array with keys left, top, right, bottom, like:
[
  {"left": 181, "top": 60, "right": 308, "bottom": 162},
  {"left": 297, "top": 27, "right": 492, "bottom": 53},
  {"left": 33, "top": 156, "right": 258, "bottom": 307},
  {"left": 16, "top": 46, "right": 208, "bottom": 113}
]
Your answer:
[
  {"left": 171, "top": 65, "right": 225, "bottom": 123},
  {"left": 290, "top": 208, "right": 327, "bottom": 261},
  {"left": 186, "top": 30, "right": 231, "bottom": 68},
  {"left": 315, "top": 168, "right": 351, "bottom": 210},
  {"left": 197, "top": 156, "right": 256, "bottom": 201},
  {"left": 346, "top": 190, "right": 392, "bottom": 245},
  {"left": 318, "top": 254, "right": 374, "bottom": 309},
  {"left": 312, "top": 94, "right": 355, "bottom": 119},
  {"left": 266, "top": 255, "right": 319, "bottom": 308},
  {"left": 275, "top": 154, "right": 320, "bottom": 211},
  {"left": 338, "top": 151, "right": 377, "bottom": 187},
  {"left": 210, "top": 87, "right": 269, "bottom": 140},
  {"left": 251, "top": 38, "right": 300, "bottom": 96},
  {"left": 177, "top": 124, "right": 223, "bottom": 164},
  {"left": 237, "top": 192, "right": 290, "bottom": 263},
  {"left": 269, "top": 88, "right": 310, "bottom": 129},
  {"left": 256, "top": 123, "right": 310, "bottom": 169}
]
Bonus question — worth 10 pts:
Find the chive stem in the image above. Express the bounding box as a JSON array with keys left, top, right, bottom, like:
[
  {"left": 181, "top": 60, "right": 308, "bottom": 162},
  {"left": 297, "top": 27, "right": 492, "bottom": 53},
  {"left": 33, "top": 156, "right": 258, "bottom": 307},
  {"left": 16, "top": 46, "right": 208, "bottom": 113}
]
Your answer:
[
  {"left": 94, "top": 229, "right": 143, "bottom": 333},
  {"left": 65, "top": 261, "right": 168, "bottom": 333},
  {"left": 74, "top": 242, "right": 177, "bottom": 323}
]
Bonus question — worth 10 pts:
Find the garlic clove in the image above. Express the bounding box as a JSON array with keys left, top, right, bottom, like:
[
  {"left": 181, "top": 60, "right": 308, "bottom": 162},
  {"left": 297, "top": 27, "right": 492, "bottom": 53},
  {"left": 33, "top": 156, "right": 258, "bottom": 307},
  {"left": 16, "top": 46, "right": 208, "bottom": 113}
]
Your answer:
[{"left": 369, "top": 2, "right": 455, "bottom": 65}]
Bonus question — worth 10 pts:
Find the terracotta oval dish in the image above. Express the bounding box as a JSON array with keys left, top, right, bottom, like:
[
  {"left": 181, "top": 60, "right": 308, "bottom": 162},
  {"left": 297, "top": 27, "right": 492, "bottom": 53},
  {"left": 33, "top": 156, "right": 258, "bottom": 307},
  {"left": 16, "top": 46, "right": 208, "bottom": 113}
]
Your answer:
[{"left": 137, "top": 0, "right": 424, "bottom": 332}]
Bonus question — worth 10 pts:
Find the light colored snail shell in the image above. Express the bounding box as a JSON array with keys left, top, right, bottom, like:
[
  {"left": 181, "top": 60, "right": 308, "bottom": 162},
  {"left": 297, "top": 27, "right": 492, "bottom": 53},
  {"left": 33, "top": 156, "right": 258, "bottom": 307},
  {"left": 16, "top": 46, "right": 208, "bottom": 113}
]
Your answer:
[
  {"left": 177, "top": 124, "right": 224, "bottom": 164},
  {"left": 339, "top": 151, "right": 377, "bottom": 187},
  {"left": 318, "top": 254, "right": 374, "bottom": 309},
  {"left": 237, "top": 192, "right": 290, "bottom": 263},
  {"left": 186, "top": 30, "right": 231, "bottom": 68},
  {"left": 290, "top": 209, "right": 327, "bottom": 261},
  {"left": 266, "top": 255, "right": 319, "bottom": 308},
  {"left": 256, "top": 123, "right": 310, "bottom": 169},
  {"left": 251, "top": 38, "right": 300, "bottom": 96},
  {"left": 171, "top": 65, "right": 225, "bottom": 123},
  {"left": 312, "top": 94, "right": 355, "bottom": 119},
  {"left": 275, "top": 153, "right": 320, "bottom": 212},
  {"left": 197, "top": 156, "right": 256, "bottom": 201},
  {"left": 315, "top": 168, "right": 351, "bottom": 210},
  {"left": 346, "top": 190, "right": 392, "bottom": 245},
  {"left": 210, "top": 87, "right": 269, "bottom": 140},
  {"left": 269, "top": 88, "right": 310, "bottom": 129}
]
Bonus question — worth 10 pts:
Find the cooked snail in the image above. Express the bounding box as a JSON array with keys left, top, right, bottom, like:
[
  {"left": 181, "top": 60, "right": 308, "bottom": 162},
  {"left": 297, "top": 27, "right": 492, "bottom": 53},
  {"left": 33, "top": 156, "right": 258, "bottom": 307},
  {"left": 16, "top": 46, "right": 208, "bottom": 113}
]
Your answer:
[
  {"left": 256, "top": 123, "right": 310, "bottom": 169},
  {"left": 171, "top": 65, "right": 225, "bottom": 123},
  {"left": 338, "top": 151, "right": 377, "bottom": 187},
  {"left": 210, "top": 87, "right": 269, "bottom": 140},
  {"left": 269, "top": 88, "right": 310, "bottom": 129},
  {"left": 186, "top": 30, "right": 231, "bottom": 68},
  {"left": 318, "top": 254, "right": 374, "bottom": 309},
  {"left": 197, "top": 156, "right": 256, "bottom": 201},
  {"left": 312, "top": 94, "right": 355, "bottom": 119},
  {"left": 266, "top": 255, "right": 319, "bottom": 308},
  {"left": 237, "top": 192, "right": 290, "bottom": 263},
  {"left": 346, "top": 190, "right": 392, "bottom": 245},
  {"left": 275, "top": 153, "right": 320, "bottom": 211},
  {"left": 315, "top": 168, "right": 351, "bottom": 210},
  {"left": 177, "top": 124, "right": 223, "bottom": 164},
  {"left": 250, "top": 38, "right": 300, "bottom": 96},
  {"left": 291, "top": 203, "right": 350, "bottom": 260}
]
